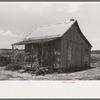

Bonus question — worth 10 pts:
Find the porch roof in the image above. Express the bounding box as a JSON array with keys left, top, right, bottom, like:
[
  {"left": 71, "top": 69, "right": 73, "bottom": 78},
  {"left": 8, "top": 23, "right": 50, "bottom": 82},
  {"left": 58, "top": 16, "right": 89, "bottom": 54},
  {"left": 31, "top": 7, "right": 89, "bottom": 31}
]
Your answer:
[{"left": 12, "top": 37, "right": 59, "bottom": 45}]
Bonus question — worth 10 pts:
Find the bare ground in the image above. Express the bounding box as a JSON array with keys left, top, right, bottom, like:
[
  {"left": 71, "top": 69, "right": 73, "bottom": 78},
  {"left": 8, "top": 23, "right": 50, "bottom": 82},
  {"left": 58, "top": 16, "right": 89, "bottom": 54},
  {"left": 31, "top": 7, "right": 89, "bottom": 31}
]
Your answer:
[{"left": 0, "top": 63, "right": 100, "bottom": 80}]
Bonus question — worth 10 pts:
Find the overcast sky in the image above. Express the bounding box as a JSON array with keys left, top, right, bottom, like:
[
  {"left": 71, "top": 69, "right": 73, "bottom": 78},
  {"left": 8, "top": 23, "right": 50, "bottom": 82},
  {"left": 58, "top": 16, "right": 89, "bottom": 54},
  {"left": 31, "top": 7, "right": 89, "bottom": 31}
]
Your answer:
[{"left": 0, "top": 2, "right": 100, "bottom": 50}]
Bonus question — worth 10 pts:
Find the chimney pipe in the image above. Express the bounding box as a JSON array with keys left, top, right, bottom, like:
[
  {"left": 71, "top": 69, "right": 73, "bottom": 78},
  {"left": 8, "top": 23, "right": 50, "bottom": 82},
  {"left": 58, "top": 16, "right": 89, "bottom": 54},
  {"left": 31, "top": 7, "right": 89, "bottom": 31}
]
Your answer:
[{"left": 70, "top": 19, "right": 75, "bottom": 21}]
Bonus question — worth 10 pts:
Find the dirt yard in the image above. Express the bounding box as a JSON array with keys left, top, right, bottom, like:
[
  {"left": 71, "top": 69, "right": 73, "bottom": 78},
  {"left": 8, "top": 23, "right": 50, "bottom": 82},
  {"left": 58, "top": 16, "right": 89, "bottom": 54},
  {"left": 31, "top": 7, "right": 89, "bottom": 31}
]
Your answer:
[{"left": 0, "top": 63, "right": 100, "bottom": 80}]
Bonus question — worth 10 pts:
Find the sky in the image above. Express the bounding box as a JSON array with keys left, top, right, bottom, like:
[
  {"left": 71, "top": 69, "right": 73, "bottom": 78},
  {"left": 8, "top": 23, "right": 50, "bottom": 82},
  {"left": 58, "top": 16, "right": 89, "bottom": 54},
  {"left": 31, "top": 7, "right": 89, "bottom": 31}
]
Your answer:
[{"left": 0, "top": 2, "right": 100, "bottom": 50}]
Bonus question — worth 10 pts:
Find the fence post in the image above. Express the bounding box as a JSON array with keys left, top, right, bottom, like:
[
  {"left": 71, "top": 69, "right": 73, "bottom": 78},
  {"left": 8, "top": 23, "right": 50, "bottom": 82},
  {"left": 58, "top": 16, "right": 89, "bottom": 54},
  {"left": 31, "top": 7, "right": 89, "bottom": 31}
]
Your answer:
[{"left": 12, "top": 44, "right": 14, "bottom": 65}]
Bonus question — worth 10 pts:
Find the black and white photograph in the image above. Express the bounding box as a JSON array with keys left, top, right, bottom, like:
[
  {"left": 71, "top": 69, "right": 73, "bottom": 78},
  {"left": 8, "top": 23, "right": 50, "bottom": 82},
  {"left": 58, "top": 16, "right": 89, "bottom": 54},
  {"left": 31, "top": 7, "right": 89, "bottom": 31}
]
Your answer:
[{"left": 0, "top": 2, "right": 100, "bottom": 81}]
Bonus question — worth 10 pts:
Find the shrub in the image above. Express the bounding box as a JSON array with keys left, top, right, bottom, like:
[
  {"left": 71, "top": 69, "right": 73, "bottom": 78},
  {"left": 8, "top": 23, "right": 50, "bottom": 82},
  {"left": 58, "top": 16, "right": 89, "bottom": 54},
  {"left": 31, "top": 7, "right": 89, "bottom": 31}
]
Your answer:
[
  {"left": 0, "top": 56, "right": 11, "bottom": 66},
  {"left": 5, "top": 51, "right": 26, "bottom": 71},
  {"left": 12, "top": 51, "right": 26, "bottom": 65}
]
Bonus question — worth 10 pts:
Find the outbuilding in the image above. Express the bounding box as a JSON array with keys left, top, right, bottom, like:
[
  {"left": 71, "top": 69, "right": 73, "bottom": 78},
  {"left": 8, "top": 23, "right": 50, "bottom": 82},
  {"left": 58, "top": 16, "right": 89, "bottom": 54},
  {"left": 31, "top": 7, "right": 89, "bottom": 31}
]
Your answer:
[{"left": 12, "top": 19, "right": 92, "bottom": 69}]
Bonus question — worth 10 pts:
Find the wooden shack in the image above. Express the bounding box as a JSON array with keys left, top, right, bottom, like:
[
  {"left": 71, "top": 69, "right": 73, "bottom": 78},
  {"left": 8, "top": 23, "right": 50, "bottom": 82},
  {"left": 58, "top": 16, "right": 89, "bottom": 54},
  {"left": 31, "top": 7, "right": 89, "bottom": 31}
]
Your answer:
[{"left": 12, "top": 19, "right": 92, "bottom": 69}]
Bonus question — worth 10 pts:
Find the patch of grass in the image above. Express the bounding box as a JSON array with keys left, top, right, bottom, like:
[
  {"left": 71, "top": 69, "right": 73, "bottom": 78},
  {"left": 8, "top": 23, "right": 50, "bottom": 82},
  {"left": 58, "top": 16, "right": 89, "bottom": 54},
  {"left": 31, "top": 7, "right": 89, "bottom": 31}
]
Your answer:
[
  {"left": 78, "top": 75, "right": 100, "bottom": 80},
  {"left": 5, "top": 64, "right": 22, "bottom": 71}
]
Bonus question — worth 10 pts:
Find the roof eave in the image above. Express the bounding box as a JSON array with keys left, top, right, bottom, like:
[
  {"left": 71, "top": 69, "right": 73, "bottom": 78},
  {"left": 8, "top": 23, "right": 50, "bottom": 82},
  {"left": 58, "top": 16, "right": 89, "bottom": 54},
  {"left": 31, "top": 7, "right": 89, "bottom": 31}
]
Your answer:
[{"left": 12, "top": 37, "right": 59, "bottom": 46}]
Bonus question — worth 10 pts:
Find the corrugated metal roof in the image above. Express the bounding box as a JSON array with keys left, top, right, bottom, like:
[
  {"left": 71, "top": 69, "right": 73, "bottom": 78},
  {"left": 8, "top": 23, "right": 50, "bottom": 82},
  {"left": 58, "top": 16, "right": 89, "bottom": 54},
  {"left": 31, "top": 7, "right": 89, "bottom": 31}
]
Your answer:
[{"left": 25, "top": 20, "right": 76, "bottom": 40}]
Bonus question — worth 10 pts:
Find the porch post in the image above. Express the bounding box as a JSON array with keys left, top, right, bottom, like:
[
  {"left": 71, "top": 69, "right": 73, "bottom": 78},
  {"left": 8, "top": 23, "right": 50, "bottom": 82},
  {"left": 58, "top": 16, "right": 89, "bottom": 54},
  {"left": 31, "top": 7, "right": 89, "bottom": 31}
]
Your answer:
[{"left": 31, "top": 44, "right": 33, "bottom": 68}]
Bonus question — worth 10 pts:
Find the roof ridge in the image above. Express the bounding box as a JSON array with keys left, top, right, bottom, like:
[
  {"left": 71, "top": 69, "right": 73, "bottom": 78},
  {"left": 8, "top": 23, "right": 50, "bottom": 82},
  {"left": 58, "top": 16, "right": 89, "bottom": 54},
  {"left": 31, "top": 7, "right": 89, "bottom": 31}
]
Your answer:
[
  {"left": 37, "top": 20, "right": 75, "bottom": 28},
  {"left": 38, "top": 20, "right": 76, "bottom": 27}
]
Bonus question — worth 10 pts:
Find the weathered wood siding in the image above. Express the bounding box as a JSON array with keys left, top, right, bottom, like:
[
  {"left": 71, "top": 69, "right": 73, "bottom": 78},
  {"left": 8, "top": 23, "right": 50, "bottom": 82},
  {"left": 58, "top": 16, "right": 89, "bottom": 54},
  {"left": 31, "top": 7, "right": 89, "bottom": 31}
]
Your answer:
[
  {"left": 25, "top": 44, "right": 31, "bottom": 64},
  {"left": 61, "top": 22, "right": 91, "bottom": 69},
  {"left": 25, "top": 43, "right": 41, "bottom": 67},
  {"left": 43, "top": 39, "right": 61, "bottom": 68},
  {"left": 25, "top": 39, "right": 61, "bottom": 68}
]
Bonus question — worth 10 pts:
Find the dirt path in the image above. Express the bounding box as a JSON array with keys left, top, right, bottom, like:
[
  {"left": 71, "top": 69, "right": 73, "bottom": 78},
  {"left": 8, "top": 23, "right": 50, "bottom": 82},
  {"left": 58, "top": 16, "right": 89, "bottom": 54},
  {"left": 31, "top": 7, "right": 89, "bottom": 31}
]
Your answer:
[{"left": 0, "top": 66, "right": 100, "bottom": 80}]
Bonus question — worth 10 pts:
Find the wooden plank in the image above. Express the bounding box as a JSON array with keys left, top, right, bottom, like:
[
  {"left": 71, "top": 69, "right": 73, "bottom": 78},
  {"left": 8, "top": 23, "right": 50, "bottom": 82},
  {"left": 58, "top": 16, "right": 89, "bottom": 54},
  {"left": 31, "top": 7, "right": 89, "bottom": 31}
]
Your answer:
[{"left": 41, "top": 43, "right": 44, "bottom": 67}]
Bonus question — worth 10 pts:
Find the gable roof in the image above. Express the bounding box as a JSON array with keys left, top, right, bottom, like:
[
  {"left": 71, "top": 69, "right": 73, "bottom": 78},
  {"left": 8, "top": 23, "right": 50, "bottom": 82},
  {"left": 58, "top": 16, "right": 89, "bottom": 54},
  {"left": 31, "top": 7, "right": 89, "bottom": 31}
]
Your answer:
[
  {"left": 12, "top": 19, "right": 92, "bottom": 47},
  {"left": 75, "top": 21, "right": 92, "bottom": 47}
]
